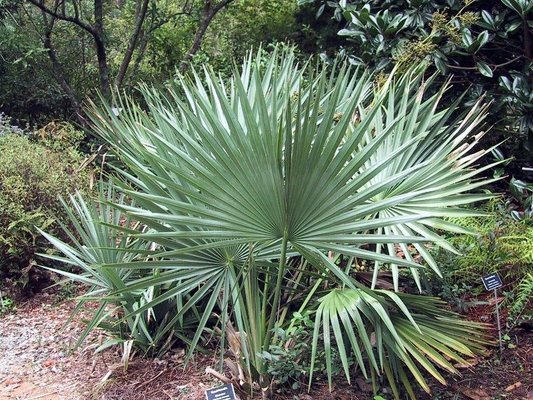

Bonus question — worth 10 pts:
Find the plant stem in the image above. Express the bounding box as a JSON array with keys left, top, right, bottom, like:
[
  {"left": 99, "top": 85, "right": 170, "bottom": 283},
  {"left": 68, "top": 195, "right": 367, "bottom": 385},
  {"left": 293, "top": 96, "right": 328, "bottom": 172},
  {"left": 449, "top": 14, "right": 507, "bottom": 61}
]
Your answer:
[{"left": 261, "top": 234, "right": 288, "bottom": 371}]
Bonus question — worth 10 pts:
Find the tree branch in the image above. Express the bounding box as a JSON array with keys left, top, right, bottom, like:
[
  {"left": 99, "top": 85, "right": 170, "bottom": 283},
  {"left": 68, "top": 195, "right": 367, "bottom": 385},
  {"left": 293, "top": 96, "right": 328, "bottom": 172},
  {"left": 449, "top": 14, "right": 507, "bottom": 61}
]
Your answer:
[
  {"left": 40, "top": 10, "right": 84, "bottom": 123},
  {"left": 125, "top": 6, "right": 195, "bottom": 87},
  {"left": 179, "top": 0, "right": 234, "bottom": 74},
  {"left": 445, "top": 56, "right": 523, "bottom": 72},
  {"left": 26, "top": 0, "right": 98, "bottom": 38}
]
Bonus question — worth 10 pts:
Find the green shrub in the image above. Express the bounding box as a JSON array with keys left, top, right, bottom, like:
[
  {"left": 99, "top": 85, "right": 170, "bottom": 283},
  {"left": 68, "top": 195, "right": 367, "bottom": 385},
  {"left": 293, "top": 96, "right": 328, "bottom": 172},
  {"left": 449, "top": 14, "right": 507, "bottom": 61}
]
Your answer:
[
  {"left": 426, "top": 198, "right": 533, "bottom": 322},
  {"left": 0, "top": 116, "right": 90, "bottom": 294},
  {"left": 442, "top": 199, "right": 533, "bottom": 281},
  {"left": 31, "top": 120, "right": 87, "bottom": 153}
]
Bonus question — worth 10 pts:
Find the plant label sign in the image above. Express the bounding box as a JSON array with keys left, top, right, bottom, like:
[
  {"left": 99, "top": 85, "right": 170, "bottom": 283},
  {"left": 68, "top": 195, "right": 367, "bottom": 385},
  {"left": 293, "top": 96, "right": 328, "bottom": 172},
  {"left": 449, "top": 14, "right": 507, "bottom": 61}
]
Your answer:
[
  {"left": 481, "top": 273, "right": 503, "bottom": 291},
  {"left": 205, "top": 384, "right": 237, "bottom": 400}
]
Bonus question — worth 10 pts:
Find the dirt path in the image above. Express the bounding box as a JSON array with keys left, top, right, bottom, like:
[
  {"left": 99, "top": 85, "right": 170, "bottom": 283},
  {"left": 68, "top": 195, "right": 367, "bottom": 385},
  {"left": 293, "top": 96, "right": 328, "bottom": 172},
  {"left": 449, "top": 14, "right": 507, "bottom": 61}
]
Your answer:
[
  {"left": 0, "top": 291, "right": 224, "bottom": 400},
  {"left": 0, "top": 293, "right": 92, "bottom": 399}
]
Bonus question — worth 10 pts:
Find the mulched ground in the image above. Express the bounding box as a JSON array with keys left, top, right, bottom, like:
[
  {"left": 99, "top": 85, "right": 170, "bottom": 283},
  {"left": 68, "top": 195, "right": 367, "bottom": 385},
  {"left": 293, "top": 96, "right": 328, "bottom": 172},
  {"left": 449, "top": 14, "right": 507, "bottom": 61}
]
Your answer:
[{"left": 1, "top": 287, "right": 532, "bottom": 400}]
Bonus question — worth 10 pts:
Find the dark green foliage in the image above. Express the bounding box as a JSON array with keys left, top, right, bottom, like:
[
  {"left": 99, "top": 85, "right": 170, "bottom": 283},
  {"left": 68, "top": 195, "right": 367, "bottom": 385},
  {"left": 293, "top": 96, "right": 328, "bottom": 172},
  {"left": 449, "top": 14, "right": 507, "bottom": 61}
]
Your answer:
[
  {"left": 0, "top": 116, "right": 89, "bottom": 294},
  {"left": 304, "top": 0, "right": 533, "bottom": 178},
  {"left": 293, "top": 1, "right": 347, "bottom": 56},
  {"left": 508, "top": 176, "right": 533, "bottom": 217}
]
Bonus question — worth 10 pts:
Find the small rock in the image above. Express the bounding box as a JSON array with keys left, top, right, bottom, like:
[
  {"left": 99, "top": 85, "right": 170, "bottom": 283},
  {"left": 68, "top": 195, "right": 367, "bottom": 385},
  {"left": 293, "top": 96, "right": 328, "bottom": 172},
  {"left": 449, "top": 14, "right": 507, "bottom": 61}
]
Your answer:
[
  {"left": 3, "top": 384, "right": 20, "bottom": 391},
  {"left": 355, "top": 378, "right": 373, "bottom": 392}
]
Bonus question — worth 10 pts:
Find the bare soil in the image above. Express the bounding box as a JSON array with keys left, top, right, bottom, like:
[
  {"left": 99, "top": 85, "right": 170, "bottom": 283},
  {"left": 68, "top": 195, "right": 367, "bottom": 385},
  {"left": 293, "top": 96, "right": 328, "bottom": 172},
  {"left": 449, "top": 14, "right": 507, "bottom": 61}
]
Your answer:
[{"left": 1, "top": 289, "right": 532, "bottom": 400}]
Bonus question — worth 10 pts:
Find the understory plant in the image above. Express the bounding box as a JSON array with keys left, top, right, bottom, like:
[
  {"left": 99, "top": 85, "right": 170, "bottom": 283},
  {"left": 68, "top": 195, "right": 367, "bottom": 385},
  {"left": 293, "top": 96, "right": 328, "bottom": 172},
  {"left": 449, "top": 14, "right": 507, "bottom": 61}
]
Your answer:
[
  {"left": 43, "top": 48, "right": 499, "bottom": 398},
  {"left": 447, "top": 199, "right": 533, "bottom": 278},
  {"left": 0, "top": 119, "right": 89, "bottom": 294},
  {"left": 422, "top": 196, "right": 533, "bottom": 332},
  {"left": 507, "top": 273, "right": 533, "bottom": 329},
  {"left": 429, "top": 198, "right": 533, "bottom": 299}
]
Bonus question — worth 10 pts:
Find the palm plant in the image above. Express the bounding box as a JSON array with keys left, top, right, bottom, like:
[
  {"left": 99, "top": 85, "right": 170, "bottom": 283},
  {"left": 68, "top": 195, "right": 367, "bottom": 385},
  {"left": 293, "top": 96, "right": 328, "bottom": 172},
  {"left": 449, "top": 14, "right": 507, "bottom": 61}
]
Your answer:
[
  {"left": 45, "top": 48, "right": 496, "bottom": 398},
  {"left": 38, "top": 184, "right": 185, "bottom": 357}
]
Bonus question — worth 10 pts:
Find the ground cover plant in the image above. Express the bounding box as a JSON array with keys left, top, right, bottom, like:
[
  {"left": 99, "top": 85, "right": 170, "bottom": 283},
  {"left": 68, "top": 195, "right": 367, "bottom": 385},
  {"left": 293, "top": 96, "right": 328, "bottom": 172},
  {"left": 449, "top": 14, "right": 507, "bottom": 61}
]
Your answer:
[{"left": 41, "top": 48, "right": 502, "bottom": 399}]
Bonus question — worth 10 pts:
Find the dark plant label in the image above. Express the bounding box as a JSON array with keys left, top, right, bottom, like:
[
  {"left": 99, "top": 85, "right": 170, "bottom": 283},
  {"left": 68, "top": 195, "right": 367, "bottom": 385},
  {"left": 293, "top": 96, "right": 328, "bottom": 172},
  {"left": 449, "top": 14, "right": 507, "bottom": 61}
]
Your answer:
[
  {"left": 205, "top": 384, "right": 237, "bottom": 400},
  {"left": 481, "top": 273, "right": 502, "bottom": 291}
]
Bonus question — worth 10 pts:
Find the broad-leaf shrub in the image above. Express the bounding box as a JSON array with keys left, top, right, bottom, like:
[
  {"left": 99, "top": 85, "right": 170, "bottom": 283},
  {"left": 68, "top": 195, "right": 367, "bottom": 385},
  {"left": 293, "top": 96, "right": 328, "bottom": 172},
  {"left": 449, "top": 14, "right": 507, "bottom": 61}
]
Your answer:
[
  {"left": 0, "top": 118, "right": 89, "bottom": 293},
  {"left": 306, "top": 0, "right": 533, "bottom": 179}
]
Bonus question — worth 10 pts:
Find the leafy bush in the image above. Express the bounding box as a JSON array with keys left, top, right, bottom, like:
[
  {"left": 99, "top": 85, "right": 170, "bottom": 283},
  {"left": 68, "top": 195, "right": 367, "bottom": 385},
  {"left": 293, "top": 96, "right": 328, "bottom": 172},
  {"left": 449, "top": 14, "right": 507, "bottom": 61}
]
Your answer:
[
  {"left": 305, "top": 0, "right": 533, "bottom": 178},
  {"left": 0, "top": 116, "right": 90, "bottom": 294},
  {"left": 31, "top": 120, "right": 86, "bottom": 153},
  {"left": 437, "top": 199, "right": 533, "bottom": 281}
]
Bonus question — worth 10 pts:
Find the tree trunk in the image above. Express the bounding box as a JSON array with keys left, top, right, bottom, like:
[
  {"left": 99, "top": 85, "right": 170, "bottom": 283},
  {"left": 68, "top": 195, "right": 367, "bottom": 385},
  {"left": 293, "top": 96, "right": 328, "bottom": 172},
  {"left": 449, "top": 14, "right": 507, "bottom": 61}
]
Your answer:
[
  {"left": 94, "top": 37, "right": 110, "bottom": 97},
  {"left": 42, "top": 13, "right": 84, "bottom": 124},
  {"left": 26, "top": 0, "right": 111, "bottom": 97},
  {"left": 128, "top": 28, "right": 149, "bottom": 86},
  {"left": 179, "top": 0, "right": 234, "bottom": 74},
  {"left": 94, "top": 0, "right": 110, "bottom": 97},
  {"left": 115, "top": 0, "right": 150, "bottom": 88}
]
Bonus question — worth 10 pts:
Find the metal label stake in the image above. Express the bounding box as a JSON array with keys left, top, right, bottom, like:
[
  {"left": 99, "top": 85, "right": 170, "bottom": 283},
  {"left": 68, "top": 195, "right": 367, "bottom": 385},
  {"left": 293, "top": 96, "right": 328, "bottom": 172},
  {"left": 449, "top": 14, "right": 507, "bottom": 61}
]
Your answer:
[
  {"left": 481, "top": 273, "right": 503, "bottom": 352},
  {"left": 205, "top": 384, "right": 237, "bottom": 400}
]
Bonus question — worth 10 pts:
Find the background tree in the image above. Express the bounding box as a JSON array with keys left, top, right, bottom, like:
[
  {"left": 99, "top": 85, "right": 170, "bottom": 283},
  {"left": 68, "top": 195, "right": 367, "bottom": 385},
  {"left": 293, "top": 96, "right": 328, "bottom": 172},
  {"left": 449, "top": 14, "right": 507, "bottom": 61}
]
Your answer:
[
  {"left": 0, "top": 0, "right": 70, "bottom": 123},
  {"left": 1, "top": 0, "right": 237, "bottom": 123},
  {"left": 27, "top": 0, "right": 236, "bottom": 115},
  {"left": 1, "top": 0, "right": 308, "bottom": 124}
]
